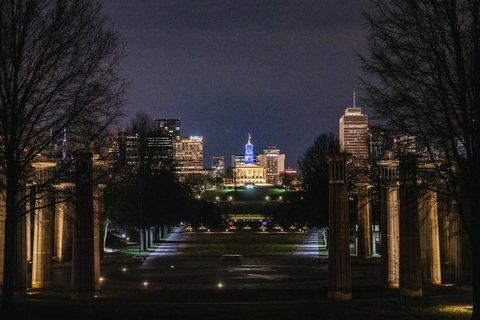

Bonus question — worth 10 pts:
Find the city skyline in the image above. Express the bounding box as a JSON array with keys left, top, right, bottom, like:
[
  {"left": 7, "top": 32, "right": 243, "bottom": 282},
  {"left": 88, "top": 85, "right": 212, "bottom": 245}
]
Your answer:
[{"left": 99, "top": 0, "right": 370, "bottom": 167}]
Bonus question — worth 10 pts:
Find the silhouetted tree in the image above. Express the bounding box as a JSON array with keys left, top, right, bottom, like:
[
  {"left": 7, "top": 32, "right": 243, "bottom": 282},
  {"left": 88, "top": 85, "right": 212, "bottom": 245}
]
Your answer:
[
  {"left": 0, "top": 0, "right": 125, "bottom": 312},
  {"left": 361, "top": 1, "right": 480, "bottom": 317},
  {"left": 297, "top": 132, "right": 339, "bottom": 226}
]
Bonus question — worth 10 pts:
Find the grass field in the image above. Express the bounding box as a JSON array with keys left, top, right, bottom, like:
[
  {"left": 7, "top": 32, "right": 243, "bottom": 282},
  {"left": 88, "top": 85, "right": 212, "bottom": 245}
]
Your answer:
[{"left": 176, "top": 231, "right": 307, "bottom": 257}]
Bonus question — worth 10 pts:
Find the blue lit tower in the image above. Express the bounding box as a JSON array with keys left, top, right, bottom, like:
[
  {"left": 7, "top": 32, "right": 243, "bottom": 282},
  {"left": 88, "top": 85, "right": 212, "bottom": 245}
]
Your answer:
[{"left": 245, "top": 133, "right": 254, "bottom": 164}]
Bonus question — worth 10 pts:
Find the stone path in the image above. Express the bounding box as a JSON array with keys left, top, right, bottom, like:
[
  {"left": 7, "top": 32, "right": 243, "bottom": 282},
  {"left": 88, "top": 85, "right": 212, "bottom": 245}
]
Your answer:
[
  {"left": 145, "top": 227, "right": 183, "bottom": 259},
  {"left": 293, "top": 231, "right": 319, "bottom": 257}
]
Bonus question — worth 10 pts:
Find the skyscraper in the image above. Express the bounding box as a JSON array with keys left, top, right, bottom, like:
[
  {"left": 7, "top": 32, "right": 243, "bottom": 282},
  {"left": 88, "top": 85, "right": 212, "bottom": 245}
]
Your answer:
[
  {"left": 259, "top": 146, "right": 285, "bottom": 185},
  {"left": 339, "top": 107, "right": 368, "bottom": 159},
  {"left": 212, "top": 156, "right": 225, "bottom": 177},
  {"left": 173, "top": 136, "right": 203, "bottom": 180},
  {"left": 153, "top": 118, "right": 180, "bottom": 141}
]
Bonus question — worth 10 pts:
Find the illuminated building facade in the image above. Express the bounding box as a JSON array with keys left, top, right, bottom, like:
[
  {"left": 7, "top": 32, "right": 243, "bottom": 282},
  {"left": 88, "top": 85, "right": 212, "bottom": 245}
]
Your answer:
[
  {"left": 232, "top": 135, "right": 266, "bottom": 185},
  {"left": 108, "top": 129, "right": 173, "bottom": 173},
  {"left": 153, "top": 118, "right": 181, "bottom": 141},
  {"left": 339, "top": 107, "right": 368, "bottom": 159},
  {"left": 231, "top": 155, "right": 260, "bottom": 168},
  {"left": 173, "top": 136, "right": 204, "bottom": 179},
  {"left": 212, "top": 156, "right": 225, "bottom": 177},
  {"left": 259, "top": 146, "right": 285, "bottom": 185}
]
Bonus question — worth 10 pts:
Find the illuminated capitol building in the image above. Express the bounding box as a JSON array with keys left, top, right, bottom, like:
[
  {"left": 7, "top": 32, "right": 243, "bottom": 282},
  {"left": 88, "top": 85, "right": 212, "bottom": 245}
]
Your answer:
[{"left": 230, "top": 134, "right": 285, "bottom": 186}]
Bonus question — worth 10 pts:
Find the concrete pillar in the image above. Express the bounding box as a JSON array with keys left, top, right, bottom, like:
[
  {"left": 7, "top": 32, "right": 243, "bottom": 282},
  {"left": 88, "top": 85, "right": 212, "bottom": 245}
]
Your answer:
[
  {"left": 418, "top": 189, "right": 441, "bottom": 285},
  {"left": 379, "top": 161, "right": 400, "bottom": 288},
  {"left": 72, "top": 153, "right": 95, "bottom": 300},
  {"left": 327, "top": 153, "right": 352, "bottom": 301},
  {"left": 15, "top": 210, "right": 28, "bottom": 294},
  {"left": 149, "top": 228, "right": 154, "bottom": 247},
  {"left": 449, "top": 214, "right": 472, "bottom": 288},
  {"left": 54, "top": 183, "right": 74, "bottom": 261},
  {"left": 26, "top": 185, "right": 35, "bottom": 263},
  {"left": 357, "top": 184, "right": 372, "bottom": 259},
  {"left": 399, "top": 155, "right": 422, "bottom": 297},
  {"left": 94, "top": 184, "right": 106, "bottom": 291},
  {"left": 0, "top": 189, "right": 5, "bottom": 287},
  {"left": 31, "top": 162, "right": 56, "bottom": 289}
]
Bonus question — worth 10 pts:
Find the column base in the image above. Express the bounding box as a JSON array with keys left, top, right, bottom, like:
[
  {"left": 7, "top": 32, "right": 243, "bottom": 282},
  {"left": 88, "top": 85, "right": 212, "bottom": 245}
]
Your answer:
[
  {"left": 401, "top": 288, "right": 422, "bottom": 297},
  {"left": 71, "top": 292, "right": 95, "bottom": 300},
  {"left": 387, "top": 281, "right": 399, "bottom": 288},
  {"left": 328, "top": 291, "right": 352, "bottom": 301}
]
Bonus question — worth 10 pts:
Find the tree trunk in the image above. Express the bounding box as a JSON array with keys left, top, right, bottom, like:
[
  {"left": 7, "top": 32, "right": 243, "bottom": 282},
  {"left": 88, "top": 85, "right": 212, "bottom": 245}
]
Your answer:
[
  {"left": 471, "top": 222, "right": 480, "bottom": 320},
  {"left": 1, "top": 172, "right": 18, "bottom": 314}
]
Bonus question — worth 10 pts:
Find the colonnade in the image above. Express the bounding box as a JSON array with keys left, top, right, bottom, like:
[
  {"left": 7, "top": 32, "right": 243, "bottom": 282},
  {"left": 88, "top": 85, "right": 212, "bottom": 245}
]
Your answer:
[
  {"left": 328, "top": 154, "right": 472, "bottom": 300},
  {"left": 0, "top": 154, "right": 105, "bottom": 299}
]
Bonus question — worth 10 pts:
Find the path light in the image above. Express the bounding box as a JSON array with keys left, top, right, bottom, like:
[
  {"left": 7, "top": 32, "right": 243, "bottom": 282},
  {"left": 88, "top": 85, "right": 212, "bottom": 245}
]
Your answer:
[
  {"left": 218, "top": 283, "right": 223, "bottom": 288},
  {"left": 99, "top": 277, "right": 104, "bottom": 282},
  {"left": 122, "top": 268, "right": 127, "bottom": 272},
  {"left": 143, "top": 282, "right": 148, "bottom": 286},
  {"left": 171, "top": 265, "right": 174, "bottom": 268}
]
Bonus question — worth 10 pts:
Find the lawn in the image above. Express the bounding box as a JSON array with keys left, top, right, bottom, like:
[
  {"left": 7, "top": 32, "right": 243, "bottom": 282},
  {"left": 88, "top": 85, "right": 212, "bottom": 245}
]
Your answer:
[{"left": 176, "top": 231, "right": 307, "bottom": 257}]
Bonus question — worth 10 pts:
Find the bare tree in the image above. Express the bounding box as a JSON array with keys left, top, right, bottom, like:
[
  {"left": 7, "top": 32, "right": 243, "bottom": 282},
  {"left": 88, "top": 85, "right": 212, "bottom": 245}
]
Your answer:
[
  {"left": 0, "top": 0, "right": 125, "bottom": 312},
  {"left": 297, "top": 132, "right": 339, "bottom": 192},
  {"left": 360, "top": 1, "right": 480, "bottom": 317}
]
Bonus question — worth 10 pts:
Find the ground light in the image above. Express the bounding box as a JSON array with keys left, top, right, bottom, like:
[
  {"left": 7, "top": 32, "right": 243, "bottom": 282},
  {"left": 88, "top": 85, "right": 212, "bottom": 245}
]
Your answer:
[
  {"left": 217, "top": 283, "right": 223, "bottom": 288},
  {"left": 122, "top": 268, "right": 127, "bottom": 272}
]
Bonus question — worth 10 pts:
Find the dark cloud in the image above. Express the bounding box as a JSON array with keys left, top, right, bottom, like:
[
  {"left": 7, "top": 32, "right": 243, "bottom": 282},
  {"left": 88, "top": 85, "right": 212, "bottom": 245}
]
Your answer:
[{"left": 100, "top": 0, "right": 370, "bottom": 167}]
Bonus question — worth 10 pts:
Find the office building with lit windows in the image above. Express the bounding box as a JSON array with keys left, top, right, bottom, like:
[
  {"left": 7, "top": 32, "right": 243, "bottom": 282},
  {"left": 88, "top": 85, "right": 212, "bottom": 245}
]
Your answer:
[
  {"left": 212, "top": 156, "right": 225, "bottom": 177},
  {"left": 339, "top": 107, "right": 368, "bottom": 159},
  {"left": 153, "top": 118, "right": 181, "bottom": 141},
  {"left": 173, "top": 136, "right": 204, "bottom": 180},
  {"left": 259, "top": 146, "right": 285, "bottom": 185}
]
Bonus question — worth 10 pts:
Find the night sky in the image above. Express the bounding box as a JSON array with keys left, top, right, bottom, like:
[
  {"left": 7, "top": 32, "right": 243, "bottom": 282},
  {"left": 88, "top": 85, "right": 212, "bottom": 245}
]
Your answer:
[{"left": 99, "top": 0, "right": 371, "bottom": 168}]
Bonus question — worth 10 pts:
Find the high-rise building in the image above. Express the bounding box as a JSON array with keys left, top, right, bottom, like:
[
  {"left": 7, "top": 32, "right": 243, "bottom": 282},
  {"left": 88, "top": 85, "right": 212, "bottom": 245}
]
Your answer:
[
  {"left": 153, "top": 118, "right": 181, "bottom": 141},
  {"left": 212, "top": 156, "right": 225, "bottom": 178},
  {"left": 259, "top": 146, "right": 285, "bottom": 185},
  {"left": 108, "top": 129, "right": 173, "bottom": 173},
  {"left": 173, "top": 136, "right": 203, "bottom": 179},
  {"left": 339, "top": 107, "right": 368, "bottom": 159}
]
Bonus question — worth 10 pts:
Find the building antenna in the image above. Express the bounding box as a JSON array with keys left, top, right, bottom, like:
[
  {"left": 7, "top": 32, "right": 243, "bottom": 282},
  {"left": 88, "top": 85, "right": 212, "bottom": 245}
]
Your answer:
[{"left": 353, "top": 91, "right": 356, "bottom": 108}]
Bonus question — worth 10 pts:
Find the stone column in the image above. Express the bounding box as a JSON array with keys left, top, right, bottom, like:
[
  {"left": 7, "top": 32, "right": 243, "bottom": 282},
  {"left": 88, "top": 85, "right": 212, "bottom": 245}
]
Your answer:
[
  {"left": 72, "top": 153, "right": 95, "bottom": 300},
  {"left": 399, "top": 155, "right": 422, "bottom": 297},
  {"left": 0, "top": 189, "right": 5, "bottom": 287},
  {"left": 449, "top": 214, "right": 472, "bottom": 288},
  {"left": 54, "top": 183, "right": 74, "bottom": 261},
  {"left": 149, "top": 228, "right": 154, "bottom": 247},
  {"left": 15, "top": 186, "right": 29, "bottom": 294},
  {"left": 379, "top": 161, "right": 400, "bottom": 288},
  {"left": 418, "top": 189, "right": 441, "bottom": 285},
  {"left": 94, "top": 184, "right": 106, "bottom": 291},
  {"left": 357, "top": 184, "right": 372, "bottom": 259},
  {"left": 31, "top": 162, "right": 56, "bottom": 289},
  {"left": 327, "top": 153, "right": 352, "bottom": 301}
]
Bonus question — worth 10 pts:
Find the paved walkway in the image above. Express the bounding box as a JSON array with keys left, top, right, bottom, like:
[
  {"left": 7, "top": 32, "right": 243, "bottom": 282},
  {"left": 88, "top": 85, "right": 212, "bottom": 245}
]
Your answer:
[
  {"left": 293, "top": 231, "right": 319, "bottom": 257},
  {"left": 145, "top": 227, "right": 183, "bottom": 260}
]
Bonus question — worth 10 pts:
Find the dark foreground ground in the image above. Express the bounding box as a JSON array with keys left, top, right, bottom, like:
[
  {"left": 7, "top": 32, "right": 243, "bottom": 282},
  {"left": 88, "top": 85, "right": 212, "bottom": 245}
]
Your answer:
[{"left": 0, "top": 230, "right": 473, "bottom": 320}]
